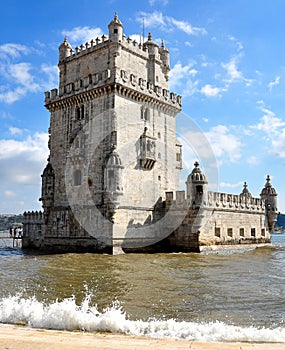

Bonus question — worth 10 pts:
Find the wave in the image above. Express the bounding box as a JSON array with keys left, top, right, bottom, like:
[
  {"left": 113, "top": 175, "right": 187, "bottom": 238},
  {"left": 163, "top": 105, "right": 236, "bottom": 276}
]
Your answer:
[{"left": 0, "top": 295, "right": 285, "bottom": 342}]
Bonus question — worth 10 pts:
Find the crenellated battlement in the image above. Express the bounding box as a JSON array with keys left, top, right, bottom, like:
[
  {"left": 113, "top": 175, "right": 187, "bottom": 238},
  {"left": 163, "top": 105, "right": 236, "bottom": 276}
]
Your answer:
[
  {"left": 23, "top": 211, "right": 44, "bottom": 223},
  {"left": 164, "top": 190, "right": 265, "bottom": 213},
  {"left": 207, "top": 191, "right": 265, "bottom": 211},
  {"left": 49, "top": 14, "right": 178, "bottom": 111},
  {"left": 61, "top": 34, "right": 152, "bottom": 62},
  {"left": 44, "top": 70, "right": 182, "bottom": 110}
]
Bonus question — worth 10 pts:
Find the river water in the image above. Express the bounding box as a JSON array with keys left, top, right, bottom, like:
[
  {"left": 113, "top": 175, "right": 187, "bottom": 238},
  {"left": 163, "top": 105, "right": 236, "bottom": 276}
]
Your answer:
[{"left": 0, "top": 232, "right": 285, "bottom": 342}]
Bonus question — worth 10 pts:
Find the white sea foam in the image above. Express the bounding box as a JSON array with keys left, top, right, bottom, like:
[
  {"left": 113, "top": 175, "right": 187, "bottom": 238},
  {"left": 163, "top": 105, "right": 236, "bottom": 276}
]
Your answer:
[{"left": 0, "top": 295, "right": 285, "bottom": 342}]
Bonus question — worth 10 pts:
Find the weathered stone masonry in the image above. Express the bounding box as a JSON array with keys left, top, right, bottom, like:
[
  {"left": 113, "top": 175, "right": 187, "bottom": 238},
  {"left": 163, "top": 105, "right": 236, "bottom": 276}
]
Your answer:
[{"left": 23, "top": 14, "right": 278, "bottom": 253}]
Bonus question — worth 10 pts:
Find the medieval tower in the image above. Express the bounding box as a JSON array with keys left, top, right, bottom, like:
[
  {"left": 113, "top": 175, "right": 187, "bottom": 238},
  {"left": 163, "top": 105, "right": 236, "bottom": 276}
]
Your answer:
[
  {"left": 23, "top": 14, "right": 182, "bottom": 253},
  {"left": 23, "top": 15, "right": 278, "bottom": 254}
]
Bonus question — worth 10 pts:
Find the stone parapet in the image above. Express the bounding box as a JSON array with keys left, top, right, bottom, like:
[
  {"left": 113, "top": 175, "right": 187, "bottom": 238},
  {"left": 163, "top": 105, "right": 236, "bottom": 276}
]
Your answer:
[
  {"left": 23, "top": 211, "right": 44, "bottom": 223},
  {"left": 164, "top": 190, "right": 265, "bottom": 213}
]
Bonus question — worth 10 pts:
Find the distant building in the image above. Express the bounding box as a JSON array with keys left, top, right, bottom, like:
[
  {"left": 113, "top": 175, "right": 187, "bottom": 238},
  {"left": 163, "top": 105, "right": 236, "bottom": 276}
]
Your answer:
[{"left": 23, "top": 15, "right": 278, "bottom": 253}]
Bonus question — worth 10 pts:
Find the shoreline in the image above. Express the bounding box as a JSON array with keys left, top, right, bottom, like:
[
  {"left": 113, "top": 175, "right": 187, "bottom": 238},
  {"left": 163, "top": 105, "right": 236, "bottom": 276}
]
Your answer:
[{"left": 0, "top": 324, "right": 284, "bottom": 350}]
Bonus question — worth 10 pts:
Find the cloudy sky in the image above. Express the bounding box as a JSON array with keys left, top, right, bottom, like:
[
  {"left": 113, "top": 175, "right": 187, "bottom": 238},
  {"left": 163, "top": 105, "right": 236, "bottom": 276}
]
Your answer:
[{"left": 1, "top": 0, "right": 285, "bottom": 213}]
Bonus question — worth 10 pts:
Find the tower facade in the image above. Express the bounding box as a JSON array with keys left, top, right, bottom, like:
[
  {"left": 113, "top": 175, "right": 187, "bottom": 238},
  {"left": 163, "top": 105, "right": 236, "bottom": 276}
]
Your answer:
[{"left": 23, "top": 14, "right": 182, "bottom": 252}]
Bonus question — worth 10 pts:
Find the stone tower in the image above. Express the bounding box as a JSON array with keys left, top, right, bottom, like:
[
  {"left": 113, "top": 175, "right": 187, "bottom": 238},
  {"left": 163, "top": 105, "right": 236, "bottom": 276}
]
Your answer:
[
  {"left": 186, "top": 161, "right": 208, "bottom": 207},
  {"left": 260, "top": 175, "right": 278, "bottom": 231},
  {"left": 23, "top": 14, "right": 182, "bottom": 253}
]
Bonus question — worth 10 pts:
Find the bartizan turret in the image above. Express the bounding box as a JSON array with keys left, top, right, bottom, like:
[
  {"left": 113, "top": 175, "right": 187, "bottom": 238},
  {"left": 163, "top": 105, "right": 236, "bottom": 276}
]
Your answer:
[
  {"left": 260, "top": 175, "right": 278, "bottom": 232},
  {"left": 104, "top": 145, "right": 124, "bottom": 222},
  {"left": 39, "top": 161, "right": 55, "bottom": 223},
  {"left": 58, "top": 37, "right": 73, "bottom": 62},
  {"left": 108, "top": 13, "right": 123, "bottom": 42},
  {"left": 159, "top": 40, "right": 170, "bottom": 81},
  {"left": 186, "top": 161, "right": 208, "bottom": 208}
]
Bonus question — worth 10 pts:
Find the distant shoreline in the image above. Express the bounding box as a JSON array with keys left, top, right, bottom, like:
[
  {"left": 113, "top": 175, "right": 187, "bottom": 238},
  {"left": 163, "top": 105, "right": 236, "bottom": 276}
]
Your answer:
[{"left": 0, "top": 324, "right": 284, "bottom": 350}]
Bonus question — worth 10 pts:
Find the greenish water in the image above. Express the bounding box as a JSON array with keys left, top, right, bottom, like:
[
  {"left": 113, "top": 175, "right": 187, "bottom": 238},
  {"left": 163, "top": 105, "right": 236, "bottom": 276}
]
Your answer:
[{"left": 0, "top": 233, "right": 284, "bottom": 342}]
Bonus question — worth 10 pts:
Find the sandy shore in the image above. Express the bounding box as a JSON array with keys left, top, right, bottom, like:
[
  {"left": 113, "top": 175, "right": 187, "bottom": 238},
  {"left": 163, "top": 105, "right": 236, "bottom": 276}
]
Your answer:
[{"left": 0, "top": 323, "right": 284, "bottom": 350}]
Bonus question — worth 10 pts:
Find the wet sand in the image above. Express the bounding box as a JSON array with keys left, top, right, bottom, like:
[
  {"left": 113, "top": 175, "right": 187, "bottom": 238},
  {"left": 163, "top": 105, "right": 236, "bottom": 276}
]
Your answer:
[{"left": 0, "top": 324, "right": 284, "bottom": 350}]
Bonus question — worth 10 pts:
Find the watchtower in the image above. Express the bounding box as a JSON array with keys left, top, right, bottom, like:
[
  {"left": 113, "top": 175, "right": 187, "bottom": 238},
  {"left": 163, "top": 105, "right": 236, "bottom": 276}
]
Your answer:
[{"left": 28, "top": 14, "right": 182, "bottom": 252}]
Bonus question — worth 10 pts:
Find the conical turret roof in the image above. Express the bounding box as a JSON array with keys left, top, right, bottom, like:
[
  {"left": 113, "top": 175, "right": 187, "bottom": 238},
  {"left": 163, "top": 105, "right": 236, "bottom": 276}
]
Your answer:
[
  {"left": 187, "top": 161, "right": 208, "bottom": 183},
  {"left": 108, "top": 13, "right": 123, "bottom": 28},
  {"left": 261, "top": 175, "right": 277, "bottom": 196},
  {"left": 240, "top": 182, "right": 252, "bottom": 197}
]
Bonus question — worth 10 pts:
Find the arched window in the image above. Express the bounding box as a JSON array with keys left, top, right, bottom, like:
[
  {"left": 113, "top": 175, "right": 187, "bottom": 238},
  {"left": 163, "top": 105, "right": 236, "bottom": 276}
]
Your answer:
[
  {"left": 140, "top": 106, "right": 144, "bottom": 120},
  {"left": 74, "top": 169, "right": 82, "bottom": 186},
  {"left": 76, "top": 105, "right": 84, "bottom": 120},
  {"left": 76, "top": 106, "right": 80, "bottom": 120},
  {"left": 144, "top": 108, "right": 150, "bottom": 121},
  {"left": 81, "top": 105, "right": 84, "bottom": 119}
]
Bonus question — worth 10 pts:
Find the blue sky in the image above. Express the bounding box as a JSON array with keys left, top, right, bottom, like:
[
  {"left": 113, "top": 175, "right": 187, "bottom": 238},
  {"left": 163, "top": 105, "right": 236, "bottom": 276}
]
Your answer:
[{"left": 0, "top": 0, "right": 285, "bottom": 213}]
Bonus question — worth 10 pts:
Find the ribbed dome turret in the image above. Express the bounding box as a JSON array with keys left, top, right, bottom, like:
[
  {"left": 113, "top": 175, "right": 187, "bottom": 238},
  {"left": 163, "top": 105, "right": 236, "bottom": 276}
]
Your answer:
[
  {"left": 108, "top": 12, "right": 123, "bottom": 28},
  {"left": 260, "top": 175, "right": 278, "bottom": 232},
  {"left": 58, "top": 37, "right": 73, "bottom": 62},
  {"left": 108, "top": 13, "right": 123, "bottom": 42},
  {"left": 187, "top": 161, "right": 208, "bottom": 184},
  {"left": 42, "top": 162, "right": 54, "bottom": 177},
  {"left": 240, "top": 182, "right": 252, "bottom": 197},
  {"left": 260, "top": 175, "right": 277, "bottom": 196},
  {"left": 106, "top": 147, "right": 122, "bottom": 167},
  {"left": 145, "top": 32, "right": 159, "bottom": 56}
]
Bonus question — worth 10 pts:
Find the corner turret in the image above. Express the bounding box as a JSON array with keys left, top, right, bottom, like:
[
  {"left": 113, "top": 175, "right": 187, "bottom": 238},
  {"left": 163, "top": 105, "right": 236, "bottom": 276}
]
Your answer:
[
  {"left": 104, "top": 146, "right": 124, "bottom": 222},
  {"left": 59, "top": 37, "right": 73, "bottom": 62},
  {"left": 240, "top": 182, "right": 252, "bottom": 198},
  {"left": 145, "top": 32, "right": 159, "bottom": 57},
  {"left": 145, "top": 32, "right": 159, "bottom": 84},
  {"left": 186, "top": 161, "right": 208, "bottom": 207},
  {"left": 108, "top": 13, "right": 123, "bottom": 42},
  {"left": 260, "top": 175, "right": 278, "bottom": 231},
  {"left": 159, "top": 40, "right": 170, "bottom": 81}
]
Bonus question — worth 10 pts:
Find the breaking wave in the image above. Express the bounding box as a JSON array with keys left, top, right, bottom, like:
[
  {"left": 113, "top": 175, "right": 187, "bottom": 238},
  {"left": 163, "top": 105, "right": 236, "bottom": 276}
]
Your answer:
[{"left": 0, "top": 295, "right": 285, "bottom": 342}]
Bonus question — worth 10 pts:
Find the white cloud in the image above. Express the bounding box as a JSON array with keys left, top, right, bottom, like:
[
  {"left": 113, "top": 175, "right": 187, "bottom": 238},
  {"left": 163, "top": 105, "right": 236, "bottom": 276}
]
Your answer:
[
  {"left": 62, "top": 26, "right": 103, "bottom": 45},
  {"left": 137, "top": 11, "right": 207, "bottom": 36},
  {"left": 149, "top": 0, "right": 168, "bottom": 5},
  {"left": 268, "top": 76, "right": 280, "bottom": 91},
  {"left": 41, "top": 64, "right": 59, "bottom": 90},
  {"left": 251, "top": 105, "right": 285, "bottom": 158},
  {"left": 247, "top": 156, "right": 259, "bottom": 165},
  {"left": 0, "top": 45, "right": 58, "bottom": 104},
  {"left": 185, "top": 41, "right": 193, "bottom": 47},
  {"left": 220, "top": 181, "right": 243, "bottom": 189},
  {"left": 272, "top": 129, "right": 285, "bottom": 158},
  {"left": 0, "top": 132, "right": 48, "bottom": 214},
  {"left": 0, "top": 87, "right": 26, "bottom": 104},
  {"left": 205, "top": 125, "right": 242, "bottom": 163},
  {"left": 171, "top": 18, "right": 207, "bottom": 36},
  {"left": 0, "top": 132, "right": 48, "bottom": 162},
  {"left": 9, "top": 127, "right": 23, "bottom": 136},
  {"left": 0, "top": 132, "right": 48, "bottom": 212},
  {"left": 169, "top": 61, "right": 199, "bottom": 96},
  {"left": 4, "top": 190, "right": 16, "bottom": 198},
  {"left": 253, "top": 108, "right": 285, "bottom": 134},
  {"left": 8, "top": 62, "right": 40, "bottom": 92},
  {"left": 0, "top": 43, "right": 30, "bottom": 60},
  {"left": 0, "top": 58, "right": 41, "bottom": 104},
  {"left": 228, "top": 35, "right": 243, "bottom": 52},
  {"left": 222, "top": 57, "right": 242, "bottom": 81},
  {"left": 221, "top": 56, "right": 252, "bottom": 87},
  {"left": 200, "top": 84, "right": 222, "bottom": 97}
]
